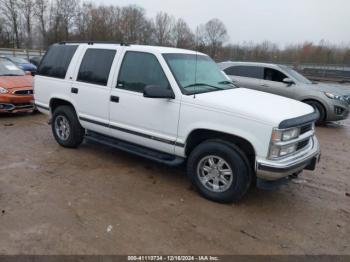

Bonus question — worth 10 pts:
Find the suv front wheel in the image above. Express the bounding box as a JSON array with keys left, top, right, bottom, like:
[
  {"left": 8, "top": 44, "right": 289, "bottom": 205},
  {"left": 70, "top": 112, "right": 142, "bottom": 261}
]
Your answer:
[
  {"left": 187, "top": 140, "right": 252, "bottom": 203},
  {"left": 52, "top": 105, "right": 85, "bottom": 148}
]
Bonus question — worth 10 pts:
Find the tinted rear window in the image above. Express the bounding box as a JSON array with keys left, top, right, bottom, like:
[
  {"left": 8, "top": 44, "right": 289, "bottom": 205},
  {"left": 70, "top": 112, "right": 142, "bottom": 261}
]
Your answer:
[
  {"left": 37, "top": 45, "right": 78, "bottom": 79},
  {"left": 77, "top": 49, "right": 116, "bottom": 86},
  {"left": 224, "top": 65, "right": 263, "bottom": 79}
]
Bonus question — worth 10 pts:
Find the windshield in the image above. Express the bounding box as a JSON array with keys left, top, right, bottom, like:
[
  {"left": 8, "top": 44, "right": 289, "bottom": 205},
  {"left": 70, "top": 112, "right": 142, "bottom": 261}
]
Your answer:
[
  {"left": 0, "top": 59, "right": 25, "bottom": 76},
  {"left": 163, "top": 53, "right": 236, "bottom": 95},
  {"left": 280, "top": 65, "right": 312, "bottom": 84},
  {"left": 8, "top": 57, "right": 29, "bottom": 64}
]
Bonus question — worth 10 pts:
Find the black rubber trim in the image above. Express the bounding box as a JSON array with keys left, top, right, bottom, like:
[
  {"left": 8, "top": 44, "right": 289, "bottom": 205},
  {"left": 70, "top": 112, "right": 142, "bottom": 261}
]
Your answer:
[
  {"left": 279, "top": 111, "right": 320, "bottom": 129},
  {"left": 35, "top": 104, "right": 50, "bottom": 111},
  {"left": 86, "top": 131, "right": 184, "bottom": 166},
  {"left": 79, "top": 116, "right": 185, "bottom": 148},
  {"left": 80, "top": 117, "right": 109, "bottom": 128},
  {"left": 258, "top": 156, "right": 317, "bottom": 173}
]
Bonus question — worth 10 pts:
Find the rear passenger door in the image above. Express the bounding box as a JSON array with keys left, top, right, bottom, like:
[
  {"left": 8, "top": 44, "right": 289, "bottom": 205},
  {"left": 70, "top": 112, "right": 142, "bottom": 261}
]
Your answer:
[
  {"left": 109, "top": 51, "right": 181, "bottom": 154},
  {"left": 223, "top": 65, "right": 264, "bottom": 91},
  {"left": 261, "top": 67, "right": 296, "bottom": 99},
  {"left": 72, "top": 47, "right": 119, "bottom": 136}
]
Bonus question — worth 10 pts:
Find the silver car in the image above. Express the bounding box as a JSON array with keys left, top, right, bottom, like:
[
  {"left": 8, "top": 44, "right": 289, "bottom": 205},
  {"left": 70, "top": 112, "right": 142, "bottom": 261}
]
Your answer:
[{"left": 219, "top": 62, "right": 350, "bottom": 124}]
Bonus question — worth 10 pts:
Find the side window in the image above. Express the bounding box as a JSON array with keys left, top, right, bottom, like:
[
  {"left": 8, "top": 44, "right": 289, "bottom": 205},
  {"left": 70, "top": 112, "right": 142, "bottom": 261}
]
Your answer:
[
  {"left": 224, "top": 66, "right": 263, "bottom": 79},
  {"left": 37, "top": 44, "right": 78, "bottom": 79},
  {"left": 77, "top": 49, "right": 116, "bottom": 86},
  {"left": 117, "top": 51, "right": 170, "bottom": 93},
  {"left": 264, "top": 68, "right": 287, "bottom": 83}
]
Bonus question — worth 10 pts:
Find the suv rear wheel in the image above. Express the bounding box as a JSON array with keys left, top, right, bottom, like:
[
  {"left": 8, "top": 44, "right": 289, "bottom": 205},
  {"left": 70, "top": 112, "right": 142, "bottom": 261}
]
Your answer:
[
  {"left": 187, "top": 140, "right": 252, "bottom": 203},
  {"left": 52, "top": 105, "right": 85, "bottom": 148}
]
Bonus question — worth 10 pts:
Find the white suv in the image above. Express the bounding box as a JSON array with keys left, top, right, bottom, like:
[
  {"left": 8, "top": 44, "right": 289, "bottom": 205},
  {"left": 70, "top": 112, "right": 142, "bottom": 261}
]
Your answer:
[{"left": 34, "top": 42, "right": 321, "bottom": 203}]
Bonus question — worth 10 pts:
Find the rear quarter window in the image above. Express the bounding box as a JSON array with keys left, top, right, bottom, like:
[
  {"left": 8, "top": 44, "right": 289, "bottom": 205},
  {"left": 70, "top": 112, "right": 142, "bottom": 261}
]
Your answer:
[
  {"left": 77, "top": 49, "right": 116, "bottom": 86},
  {"left": 224, "top": 65, "right": 263, "bottom": 79},
  {"left": 37, "top": 45, "right": 78, "bottom": 79}
]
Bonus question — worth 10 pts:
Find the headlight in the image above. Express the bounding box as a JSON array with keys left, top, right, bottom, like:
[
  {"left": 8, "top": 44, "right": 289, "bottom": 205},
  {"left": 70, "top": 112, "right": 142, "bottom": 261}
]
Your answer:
[
  {"left": 269, "top": 143, "right": 297, "bottom": 159},
  {"left": 271, "top": 127, "right": 300, "bottom": 142},
  {"left": 0, "top": 87, "right": 9, "bottom": 94},
  {"left": 324, "top": 92, "right": 344, "bottom": 101}
]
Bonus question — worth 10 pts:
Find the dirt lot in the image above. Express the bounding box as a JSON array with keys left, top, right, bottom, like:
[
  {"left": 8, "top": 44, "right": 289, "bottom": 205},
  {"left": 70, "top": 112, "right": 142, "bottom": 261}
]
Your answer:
[{"left": 0, "top": 113, "right": 349, "bottom": 255}]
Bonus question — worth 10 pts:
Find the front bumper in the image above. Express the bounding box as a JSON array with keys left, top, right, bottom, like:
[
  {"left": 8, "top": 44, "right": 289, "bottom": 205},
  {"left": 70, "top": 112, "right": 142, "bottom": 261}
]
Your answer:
[
  {"left": 256, "top": 136, "right": 321, "bottom": 181},
  {"left": 325, "top": 100, "right": 350, "bottom": 122},
  {"left": 0, "top": 93, "right": 34, "bottom": 113}
]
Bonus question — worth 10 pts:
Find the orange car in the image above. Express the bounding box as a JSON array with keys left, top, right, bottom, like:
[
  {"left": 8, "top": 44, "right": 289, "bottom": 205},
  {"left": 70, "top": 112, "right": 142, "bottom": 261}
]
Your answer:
[{"left": 0, "top": 58, "right": 34, "bottom": 113}]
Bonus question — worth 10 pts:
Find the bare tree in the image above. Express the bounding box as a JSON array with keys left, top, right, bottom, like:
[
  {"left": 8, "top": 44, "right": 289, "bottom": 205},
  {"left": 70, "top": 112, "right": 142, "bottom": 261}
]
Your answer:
[
  {"left": 19, "top": 0, "right": 34, "bottom": 48},
  {"left": 34, "top": 0, "right": 48, "bottom": 47},
  {"left": 119, "top": 5, "right": 149, "bottom": 44},
  {"left": 202, "top": 18, "right": 228, "bottom": 58},
  {"left": 0, "top": 0, "right": 21, "bottom": 48},
  {"left": 152, "top": 12, "right": 174, "bottom": 46},
  {"left": 172, "top": 18, "right": 194, "bottom": 49}
]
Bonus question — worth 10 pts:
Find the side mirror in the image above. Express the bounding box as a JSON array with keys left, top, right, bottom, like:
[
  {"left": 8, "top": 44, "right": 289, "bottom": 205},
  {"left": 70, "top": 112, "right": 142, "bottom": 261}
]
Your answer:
[
  {"left": 283, "top": 78, "right": 294, "bottom": 86},
  {"left": 143, "top": 85, "right": 175, "bottom": 99}
]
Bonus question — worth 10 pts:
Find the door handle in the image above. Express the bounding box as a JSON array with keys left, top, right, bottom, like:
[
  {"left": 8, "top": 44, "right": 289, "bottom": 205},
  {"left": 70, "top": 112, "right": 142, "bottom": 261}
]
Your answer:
[
  {"left": 71, "top": 87, "right": 79, "bottom": 94},
  {"left": 260, "top": 84, "right": 269, "bottom": 87},
  {"left": 110, "top": 95, "right": 120, "bottom": 103}
]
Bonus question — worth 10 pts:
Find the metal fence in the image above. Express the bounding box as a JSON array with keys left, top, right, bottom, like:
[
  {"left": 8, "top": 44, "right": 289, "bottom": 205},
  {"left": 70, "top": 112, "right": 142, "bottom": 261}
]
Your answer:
[
  {"left": 1, "top": 47, "right": 349, "bottom": 83},
  {"left": 0, "top": 48, "right": 45, "bottom": 60}
]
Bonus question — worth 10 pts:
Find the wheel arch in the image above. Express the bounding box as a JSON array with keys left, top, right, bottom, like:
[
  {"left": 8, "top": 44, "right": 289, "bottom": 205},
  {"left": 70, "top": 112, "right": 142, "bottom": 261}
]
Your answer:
[
  {"left": 185, "top": 129, "right": 256, "bottom": 170},
  {"left": 50, "top": 97, "right": 77, "bottom": 114},
  {"left": 301, "top": 98, "right": 327, "bottom": 121}
]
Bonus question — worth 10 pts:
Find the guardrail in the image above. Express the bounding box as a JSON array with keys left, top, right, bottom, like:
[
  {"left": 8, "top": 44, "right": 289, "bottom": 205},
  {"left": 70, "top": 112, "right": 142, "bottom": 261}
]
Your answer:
[{"left": 0, "top": 48, "right": 45, "bottom": 60}]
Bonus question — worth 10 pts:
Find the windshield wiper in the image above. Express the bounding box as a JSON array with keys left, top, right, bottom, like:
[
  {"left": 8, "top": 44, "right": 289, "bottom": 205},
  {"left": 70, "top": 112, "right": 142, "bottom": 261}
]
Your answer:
[
  {"left": 183, "top": 83, "right": 223, "bottom": 90},
  {"left": 218, "top": 80, "right": 235, "bottom": 85}
]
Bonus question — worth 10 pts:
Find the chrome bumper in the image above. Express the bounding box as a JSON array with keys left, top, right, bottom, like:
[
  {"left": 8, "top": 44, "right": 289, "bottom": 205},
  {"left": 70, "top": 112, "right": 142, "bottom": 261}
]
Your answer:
[{"left": 256, "top": 136, "right": 321, "bottom": 181}]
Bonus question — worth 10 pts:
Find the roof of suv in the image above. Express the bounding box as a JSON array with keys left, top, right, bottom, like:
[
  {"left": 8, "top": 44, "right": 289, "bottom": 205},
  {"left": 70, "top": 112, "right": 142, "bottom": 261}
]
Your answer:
[
  {"left": 219, "top": 61, "right": 284, "bottom": 69},
  {"left": 61, "top": 43, "right": 204, "bottom": 56}
]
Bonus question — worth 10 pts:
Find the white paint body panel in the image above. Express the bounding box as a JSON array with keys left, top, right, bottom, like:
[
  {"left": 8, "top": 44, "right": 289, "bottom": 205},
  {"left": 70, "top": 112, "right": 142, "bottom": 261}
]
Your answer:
[{"left": 34, "top": 44, "right": 314, "bottom": 162}]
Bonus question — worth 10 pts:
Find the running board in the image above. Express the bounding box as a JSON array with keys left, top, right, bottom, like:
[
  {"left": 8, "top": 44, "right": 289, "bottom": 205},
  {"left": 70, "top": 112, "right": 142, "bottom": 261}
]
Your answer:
[{"left": 85, "top": 131, "right": 184, "bottom": 166}]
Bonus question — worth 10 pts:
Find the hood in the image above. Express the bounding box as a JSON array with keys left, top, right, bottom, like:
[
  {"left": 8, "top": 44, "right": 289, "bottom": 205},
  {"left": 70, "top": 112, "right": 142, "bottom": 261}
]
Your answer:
[
  {"left": 194, "top": 88, "right": 314, "bottom": 127},
  {"left": 307, "top": 82, "right": 350, "bottom": 96},
  {"left": 0, "top": 76, "right": 33, "bottom": 89}
]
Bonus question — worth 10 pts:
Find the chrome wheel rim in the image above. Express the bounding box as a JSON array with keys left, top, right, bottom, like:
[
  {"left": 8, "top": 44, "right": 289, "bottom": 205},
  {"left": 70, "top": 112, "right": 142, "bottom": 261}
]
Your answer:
[
  {"left": 54, "top": 115, "right": 70, "bottom": 141},
  {"left": 197, "top": 155, "right": 234, "bottom": 193}
]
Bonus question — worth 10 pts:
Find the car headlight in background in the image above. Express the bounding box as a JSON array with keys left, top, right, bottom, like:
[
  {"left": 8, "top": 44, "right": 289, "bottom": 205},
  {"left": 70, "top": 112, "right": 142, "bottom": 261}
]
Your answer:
[
  {"left": 0, "top": 87, "right": 9, "bottom": 94},
  {"left": 271, "top": 127, "right": 300, "bottom": 142},
  {"left": 324, "top": 92, "right": 344, "bottom": 101}
]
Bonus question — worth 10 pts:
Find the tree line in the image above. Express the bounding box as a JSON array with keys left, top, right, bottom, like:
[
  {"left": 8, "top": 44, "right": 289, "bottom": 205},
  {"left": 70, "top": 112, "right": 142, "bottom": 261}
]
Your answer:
[{"left": 0, "top": 0, "right": 349, "bottom": 65}]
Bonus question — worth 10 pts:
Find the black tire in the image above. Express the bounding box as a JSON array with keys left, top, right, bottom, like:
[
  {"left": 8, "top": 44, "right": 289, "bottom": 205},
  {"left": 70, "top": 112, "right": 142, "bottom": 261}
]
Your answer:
[
  {"left": 305, "top": 100, "right": 326, "bottom": 125},
  {"left": 51, "top": 105, "right": 85, "bottom": 148},
  {"left": 187, "top": 140, "right": 252, "bottom": 203}
]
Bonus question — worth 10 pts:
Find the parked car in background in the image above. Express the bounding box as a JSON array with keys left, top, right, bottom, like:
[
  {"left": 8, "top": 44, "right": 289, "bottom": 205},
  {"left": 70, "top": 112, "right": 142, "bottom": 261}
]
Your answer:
[
  {"left": 34, "top": 43, "right": 320, "bottom": 203},
  {"left": 29, "top": 56, "right": 43, "bottom": 67},
  {"left": 219, "top": 62, "right": 350, "bottom": 124},
  {"left": 0, "top": 58, "right": 34, "bottom": 113},
  {"left": 2, "top": 56, "right": 37, "bottom": 75}
]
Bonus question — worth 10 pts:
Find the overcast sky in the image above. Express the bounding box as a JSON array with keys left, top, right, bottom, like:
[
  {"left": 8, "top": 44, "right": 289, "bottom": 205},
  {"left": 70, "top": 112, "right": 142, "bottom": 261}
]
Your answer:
[{"left": 97, "top": 0, "right": 349, "bottom": 47}]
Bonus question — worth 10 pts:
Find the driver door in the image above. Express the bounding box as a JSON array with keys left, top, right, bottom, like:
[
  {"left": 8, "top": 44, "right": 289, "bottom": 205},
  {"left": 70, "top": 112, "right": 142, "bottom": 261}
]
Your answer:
[
  {"left": 109, "top": 51, "right": 181, "bottom": 154},
  {"left": 260, "top": 67, "right": 297, "bottom": 99}
]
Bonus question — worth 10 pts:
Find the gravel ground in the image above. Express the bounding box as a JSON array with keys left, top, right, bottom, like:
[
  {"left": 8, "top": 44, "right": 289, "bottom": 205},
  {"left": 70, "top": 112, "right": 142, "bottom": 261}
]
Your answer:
[{"left": 0, "top": 113, "right": 349, "bottom": 255}]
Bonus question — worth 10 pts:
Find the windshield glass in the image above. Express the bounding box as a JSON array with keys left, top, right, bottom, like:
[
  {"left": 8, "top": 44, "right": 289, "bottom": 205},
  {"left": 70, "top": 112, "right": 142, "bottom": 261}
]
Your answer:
[
  {"left": 163, "top": 53, "right": 236, "bottom": 95},
  {"left": 280, "top": 65, "right": 312, "bottom": 84},
  {"left": 8, "top": 57, "right": 29, "bottom": 64},
  {"left": 0, "top": 59, "right": 25, "bottom": 76}
]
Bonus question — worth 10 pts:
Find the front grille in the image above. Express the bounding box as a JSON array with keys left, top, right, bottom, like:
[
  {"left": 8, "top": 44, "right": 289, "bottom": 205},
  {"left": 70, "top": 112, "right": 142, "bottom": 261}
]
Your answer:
[
  {"left": 297, "top": 139, "right": 310, "bottom": 151},
  {"left": 13, "top": 90, "right": 33, "bottom": 95},
  {"left": 300, "top": 124, "right": 313, "bottom": 135}
]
